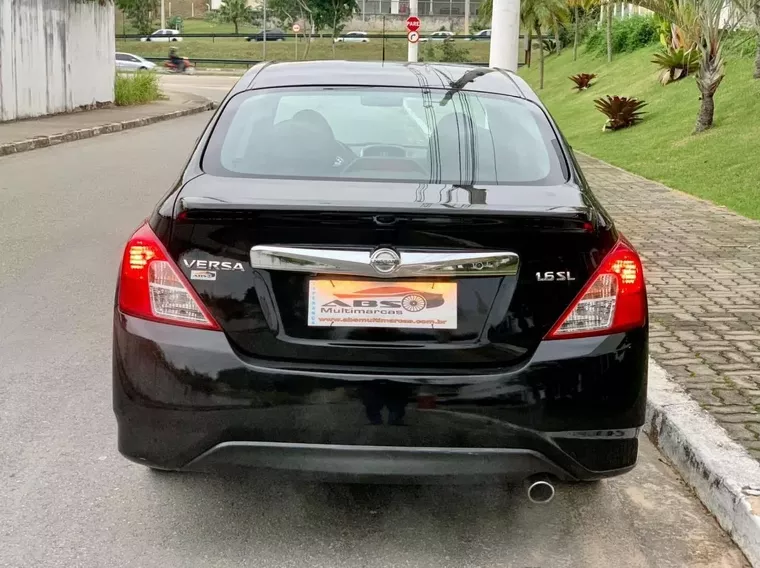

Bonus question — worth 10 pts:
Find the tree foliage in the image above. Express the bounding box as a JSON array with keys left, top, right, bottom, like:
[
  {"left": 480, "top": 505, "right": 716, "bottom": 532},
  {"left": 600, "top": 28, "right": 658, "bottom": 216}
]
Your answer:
[
  {"left": 269, "top": 0, "right": 355, "bottom": 35},
  {"left": 116, "top": 0, "right": 158, "bottom": 35},
  {"left": 268, "top": 0, "right": 355, "bottom": 58},
  {"left": 321, "top": 0, "right": 358, "bottom": 37},
  {"left": 522, "top": 0, "right": 569, "bottom": 87},
  {"left": 219, "top": 0, "right": 253, "bottom": 34}
]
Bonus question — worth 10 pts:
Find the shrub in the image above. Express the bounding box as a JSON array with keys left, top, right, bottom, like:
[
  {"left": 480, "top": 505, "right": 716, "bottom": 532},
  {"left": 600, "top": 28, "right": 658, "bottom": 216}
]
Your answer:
[
  {"left": 652, "top": 47, "right": 700, "bottom": 85},
  {"left": 420, "top": 41, "right": 437, "bottom": 62},
  {"left": 570, "top": 73, "right": 597, "bottom": 90},
  {"left": 594, "top": 95, "right": 647, "bottom": 130},
  {"left": 723, "top": 29, "right": 757, "bottom": 58},
  {"left": 438, "top": 40, "right": 471, "bottom": 63},
  {"left": 585, "top": 15, "right": 658, "bottom": 57},
  {"left": 114, "top": 71, "right": 162, "bottom": 106},
  {"left": 558, "top": 23, "right": 574, "bottom": 48}
]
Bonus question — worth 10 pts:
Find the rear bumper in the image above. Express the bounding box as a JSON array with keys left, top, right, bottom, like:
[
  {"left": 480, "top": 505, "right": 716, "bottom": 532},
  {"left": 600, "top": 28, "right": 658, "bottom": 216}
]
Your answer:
[
  {"left": 183, "top": 442, "right": 576, "bottom": 481},
  {"left": 113, "top": 312, "right": 647, "bottom": 481}
]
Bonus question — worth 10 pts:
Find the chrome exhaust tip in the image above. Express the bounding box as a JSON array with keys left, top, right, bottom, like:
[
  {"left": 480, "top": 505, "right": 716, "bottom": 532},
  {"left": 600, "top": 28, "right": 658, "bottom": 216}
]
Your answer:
[{"left": 525, "top": 475, "right": 556, "bottom": 504}]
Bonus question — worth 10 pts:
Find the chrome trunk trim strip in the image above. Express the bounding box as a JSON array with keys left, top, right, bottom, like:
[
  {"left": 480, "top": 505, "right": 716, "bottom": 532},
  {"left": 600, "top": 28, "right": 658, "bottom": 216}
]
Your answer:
[{"left": 249, "top": 246, "right": 519, "bottom": 278}]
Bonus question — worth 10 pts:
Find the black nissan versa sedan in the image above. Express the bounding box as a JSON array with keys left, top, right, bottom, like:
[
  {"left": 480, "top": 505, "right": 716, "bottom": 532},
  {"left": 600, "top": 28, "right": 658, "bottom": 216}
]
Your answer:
[{"left": 113, "top": 61, "right": 648, "bottom": 493}]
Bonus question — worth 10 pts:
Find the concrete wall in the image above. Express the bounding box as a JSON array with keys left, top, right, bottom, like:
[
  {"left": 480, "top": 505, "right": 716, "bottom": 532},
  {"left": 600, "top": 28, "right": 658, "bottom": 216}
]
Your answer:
[{"left": 0, "top": 0, "right": 115, "bottom": 122}]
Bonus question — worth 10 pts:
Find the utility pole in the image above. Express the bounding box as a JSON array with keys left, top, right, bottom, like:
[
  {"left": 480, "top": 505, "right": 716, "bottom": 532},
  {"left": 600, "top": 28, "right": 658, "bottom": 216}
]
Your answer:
[
  {"left": 160, "top": 0, "right": 166, "bottom": 29},
  {"left": 488, "top": 0, "right": 520, "bottom": 71},
  {"left": 407, "top": 0, "right": 418, "bottom": 62},
  {"left": 464, "top": 0, "right": 470, "bottom": 36},
  {"left": 262, "top": 0, "right": 267, "bottom": 60}
]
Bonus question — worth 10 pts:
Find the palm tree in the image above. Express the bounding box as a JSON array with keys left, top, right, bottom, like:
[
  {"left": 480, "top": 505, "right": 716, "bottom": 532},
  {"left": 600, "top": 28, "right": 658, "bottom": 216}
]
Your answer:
[
  {"left": 729, "top": 0, "right": 760, "bottom": 78},
  {"left": 753, "top": 1, "right": 760, "bottom": 78},
  {"left": 632, "top": 0, "right": 742, "bottom": 132},
  {"left": 567, "top": 0, "right": 599, "bottom": 60},
  {"left": 219, "top": 0, "right": 253, "bottom": 35},
  {"left": 605, "top": 0, "right": 612, "bottom": 62},
  {"left": 522, "top": 0, "right": 570, "bottom": 87},
  {"left": 693, "top": 0, "right": 726, "bottom": 131}
]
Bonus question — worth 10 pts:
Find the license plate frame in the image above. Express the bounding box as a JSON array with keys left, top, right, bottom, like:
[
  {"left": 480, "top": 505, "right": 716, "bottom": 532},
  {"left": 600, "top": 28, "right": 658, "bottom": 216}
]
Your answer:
[{"left": 307, "top": 279, "right": 457, "bottom": 329}]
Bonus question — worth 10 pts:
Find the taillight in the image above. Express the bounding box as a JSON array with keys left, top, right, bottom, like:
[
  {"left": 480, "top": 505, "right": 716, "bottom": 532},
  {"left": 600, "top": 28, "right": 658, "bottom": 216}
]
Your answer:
[
  {"left": 545, "top": 238, "right": 646, "bottom": 340},
  {"left": 117, "top": 223, "right": 220, "bottom": 331}
]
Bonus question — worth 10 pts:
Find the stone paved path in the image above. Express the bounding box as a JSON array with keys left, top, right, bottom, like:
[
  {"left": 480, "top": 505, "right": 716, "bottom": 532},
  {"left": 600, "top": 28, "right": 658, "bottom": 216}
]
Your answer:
[{"left": 579, "top": 154, "right": 760, "bottom": 460}]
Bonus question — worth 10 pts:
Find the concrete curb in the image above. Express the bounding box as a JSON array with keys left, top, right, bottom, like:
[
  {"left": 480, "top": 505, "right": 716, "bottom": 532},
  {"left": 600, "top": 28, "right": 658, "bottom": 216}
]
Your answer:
[
  {"left": 645, "top": 359, "right": 760, "bottom": 567},
  {"left": 0, "top": 100, "right": 216, "bottom": 158}
]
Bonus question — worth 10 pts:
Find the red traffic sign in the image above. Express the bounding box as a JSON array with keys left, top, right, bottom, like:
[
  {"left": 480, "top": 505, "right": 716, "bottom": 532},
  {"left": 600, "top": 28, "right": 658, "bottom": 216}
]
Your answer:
[
  {"left": 406, "top": 16, "right": 421, "bottom": 32},
  {"left": 407, "top": 30, "right": 420, "bottom": 44}
]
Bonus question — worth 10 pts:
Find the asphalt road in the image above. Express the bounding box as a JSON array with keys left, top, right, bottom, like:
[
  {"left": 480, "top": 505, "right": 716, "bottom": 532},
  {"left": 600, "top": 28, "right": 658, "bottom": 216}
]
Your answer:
[
  {"left": 0, "top": 109, "right": 750, "bottom": 567},
  {"left": 160, "top": 74, "right": 239, "bottom": 103}
]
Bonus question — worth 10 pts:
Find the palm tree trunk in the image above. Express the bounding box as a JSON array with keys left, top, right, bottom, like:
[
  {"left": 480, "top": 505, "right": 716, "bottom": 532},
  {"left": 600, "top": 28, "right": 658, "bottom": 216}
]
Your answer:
[
  {"left": 527, "top": 29, "right": 533, "bottom": 67},
  {"left": 573, "top": 6, "right": 579, "bottom": 61},
  {"left": 754, "top": 3, "right": 760, "bottom": 78},
  {"left": 303, "top": 23, "right": 314, "bottom": 60},
  {"left": 694, "top": 91, "right": 714, "bottom": 132},
  {"left": 554, "top": 17, "right": 560, "bottom": 55},
  {"left": 606, "top": 1, "right": 612, "bottom": 63},
  {"left": 537, "top": 27, "right": 545, "bottom": 89},
  {"left": 234, "top": 21, "right": 239, "bottom": 35}
]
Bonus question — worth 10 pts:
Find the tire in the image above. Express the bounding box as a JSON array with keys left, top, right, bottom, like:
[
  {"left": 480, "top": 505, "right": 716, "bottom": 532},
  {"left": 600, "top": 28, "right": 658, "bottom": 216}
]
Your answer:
[
  {"left": 139, "top": 66, "right": 148, "bottom": 70},
  {"left": 402, "top": 294, "right": 427, "bottom": 312},
  {"left": 171, "top": 38, "right": 178, "bottom": 42}
]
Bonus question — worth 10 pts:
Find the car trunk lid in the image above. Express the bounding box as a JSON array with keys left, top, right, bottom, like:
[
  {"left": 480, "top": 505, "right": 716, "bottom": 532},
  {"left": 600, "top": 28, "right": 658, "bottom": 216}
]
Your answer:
[{"left": 166, "top": 176, "right": 610, "bottom": 370}]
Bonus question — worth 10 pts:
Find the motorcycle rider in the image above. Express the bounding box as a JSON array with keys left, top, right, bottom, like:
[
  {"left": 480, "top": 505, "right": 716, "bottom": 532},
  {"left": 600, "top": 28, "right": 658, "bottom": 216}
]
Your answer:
[{"left": 168, "top": 47, "right": 185, "bottom": 72}]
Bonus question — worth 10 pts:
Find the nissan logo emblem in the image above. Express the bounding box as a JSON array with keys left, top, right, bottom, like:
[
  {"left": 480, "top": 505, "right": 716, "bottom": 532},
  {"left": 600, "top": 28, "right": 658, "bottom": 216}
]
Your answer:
[{"left": 369, "top": 248, "right": 401, "bottom": 275}]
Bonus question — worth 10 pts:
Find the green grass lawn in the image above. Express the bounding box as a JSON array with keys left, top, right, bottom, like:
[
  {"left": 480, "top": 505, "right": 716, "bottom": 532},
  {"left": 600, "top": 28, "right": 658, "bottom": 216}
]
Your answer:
[
  {"left": 518, "top": 45, "right": 760, "bottom": 220},
  {"left": 116, "top": 37, "right": 491, "bottom": 65}
]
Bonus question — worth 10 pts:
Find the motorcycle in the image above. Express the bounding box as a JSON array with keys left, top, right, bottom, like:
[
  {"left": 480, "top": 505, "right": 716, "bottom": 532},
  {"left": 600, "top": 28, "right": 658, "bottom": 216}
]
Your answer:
[{"left": 164, "top": 58, "right": 195, "bottom": 74}]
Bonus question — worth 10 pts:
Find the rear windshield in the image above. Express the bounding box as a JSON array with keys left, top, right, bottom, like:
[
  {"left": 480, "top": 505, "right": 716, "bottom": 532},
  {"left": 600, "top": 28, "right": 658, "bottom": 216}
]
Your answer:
[{"left": 203, "top": 86, "right": 568, "bottom": 186}]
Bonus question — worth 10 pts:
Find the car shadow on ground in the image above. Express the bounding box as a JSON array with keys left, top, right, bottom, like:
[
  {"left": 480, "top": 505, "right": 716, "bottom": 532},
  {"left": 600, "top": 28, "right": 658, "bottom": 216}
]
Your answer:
[{"left": 132, "top": 442, "right": 748, "bottom": 568}]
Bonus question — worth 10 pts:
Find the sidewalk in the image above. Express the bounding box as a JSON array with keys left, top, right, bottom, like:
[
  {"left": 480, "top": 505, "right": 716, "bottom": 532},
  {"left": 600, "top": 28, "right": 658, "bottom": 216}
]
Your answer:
[
  {"left": 0, "top": 91, "right": 214, "bottom": 156},
  {"left": 579, "top": 154, "right": 760, "bottom": 460}
]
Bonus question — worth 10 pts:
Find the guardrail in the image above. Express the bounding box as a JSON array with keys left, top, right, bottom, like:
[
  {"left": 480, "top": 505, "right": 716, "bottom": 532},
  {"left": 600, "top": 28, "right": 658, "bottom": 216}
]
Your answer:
[
  {"left": 143, "top": 57, "right": 522, "bottom": 68},
  {"left": 116, "top": 32, "right": 522, "bottom": 41}
]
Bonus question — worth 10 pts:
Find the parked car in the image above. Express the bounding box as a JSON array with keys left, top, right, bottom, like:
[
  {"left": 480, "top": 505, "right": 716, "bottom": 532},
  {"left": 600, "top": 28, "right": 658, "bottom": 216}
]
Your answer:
[
  {"left": 140, "top": 29, "right": 183, "bottom": 42},
  {"left": 113, "top": 61, "right": 648, "bottom": 498},
  {"left": 334, "top": 31, "right": 369, "bottom": 43},
  {"left": 115, "top": 52, "right": 156, "bottom": 71},
  {"left": 420, "top": 31, "right": 455, "bottom": 42},
  {"left": 466, "top": 29, "right": 491, "bottom": 41},
  {"left": 246, "top": 28, "right": 286, "bottom": 42}
]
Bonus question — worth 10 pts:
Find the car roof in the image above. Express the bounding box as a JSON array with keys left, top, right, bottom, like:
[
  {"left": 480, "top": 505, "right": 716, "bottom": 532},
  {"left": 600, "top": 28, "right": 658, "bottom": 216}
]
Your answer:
[{"left": 233, "top": 61, "right": 534, "bottom": 100}]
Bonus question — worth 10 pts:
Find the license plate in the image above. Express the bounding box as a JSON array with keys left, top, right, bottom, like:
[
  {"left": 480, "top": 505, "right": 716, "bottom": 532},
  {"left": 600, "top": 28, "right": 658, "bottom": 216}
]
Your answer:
[{"left": 308, "top": 279, "right": 457, "bottom": 329}]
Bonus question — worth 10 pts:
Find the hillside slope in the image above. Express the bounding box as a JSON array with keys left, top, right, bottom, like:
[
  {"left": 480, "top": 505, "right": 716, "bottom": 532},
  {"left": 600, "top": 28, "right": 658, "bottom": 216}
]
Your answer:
[{"left": 519, "top": 46, "right": 760, "bottom": 219}]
